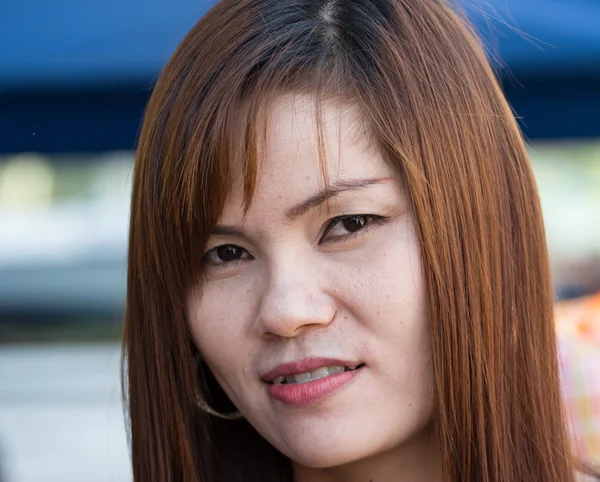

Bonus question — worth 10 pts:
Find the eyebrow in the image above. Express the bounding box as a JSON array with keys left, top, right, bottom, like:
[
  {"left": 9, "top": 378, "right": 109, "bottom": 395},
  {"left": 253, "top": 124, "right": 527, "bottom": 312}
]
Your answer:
[
  {"left": 211, "top": 177, "right": 390, "bottom": 237},
  {"left": 284, "top": 177, "right": 390, "bottom": 220}
]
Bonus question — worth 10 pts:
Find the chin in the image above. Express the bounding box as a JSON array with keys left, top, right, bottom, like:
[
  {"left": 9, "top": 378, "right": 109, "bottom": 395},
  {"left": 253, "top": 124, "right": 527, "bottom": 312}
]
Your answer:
[
  {"left": 261, "top": 408, "right": 434, "bottom": 471},
  {"left": 285, "top": 442, "right": 370, "bottom": 469},
  {"left": 272, "top": 423, "right": 392, "bottom": 469}
]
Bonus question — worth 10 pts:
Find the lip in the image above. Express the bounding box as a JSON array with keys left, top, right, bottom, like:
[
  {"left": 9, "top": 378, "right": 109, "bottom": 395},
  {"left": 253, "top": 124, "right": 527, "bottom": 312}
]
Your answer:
[
  {"left": 262, "top": 357, "right": 364, "bottom": 407},
  {"left": 261, "top": 357, "right": 361, "bottom": 382}
]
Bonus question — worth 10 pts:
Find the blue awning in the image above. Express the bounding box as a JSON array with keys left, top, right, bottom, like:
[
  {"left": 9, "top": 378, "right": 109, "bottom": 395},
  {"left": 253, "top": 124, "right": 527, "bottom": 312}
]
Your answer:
[
  {"left": 0, "top": 0, "right": 213, "bottom": 91},
  {"left": 1, "top": 0, "right": 599, "bottom": 153},
  {"left": 466, "top": 0, "right": 600, "bottom": 77}
]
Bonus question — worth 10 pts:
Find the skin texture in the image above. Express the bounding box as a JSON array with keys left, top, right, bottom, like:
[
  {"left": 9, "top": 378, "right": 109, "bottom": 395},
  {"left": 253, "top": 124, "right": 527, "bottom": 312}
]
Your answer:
[{"left": 187, "top": 95, "right": 441, "bottom": 482}]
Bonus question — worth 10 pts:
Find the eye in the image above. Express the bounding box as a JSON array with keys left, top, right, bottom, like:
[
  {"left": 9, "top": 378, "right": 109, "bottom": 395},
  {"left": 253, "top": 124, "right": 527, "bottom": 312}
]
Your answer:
[
  {"left": 319, "top": 214, "right": 384, "bottom": 244},
  {"left": 203, "top": 244, "right": 252, "bottom": 266}
]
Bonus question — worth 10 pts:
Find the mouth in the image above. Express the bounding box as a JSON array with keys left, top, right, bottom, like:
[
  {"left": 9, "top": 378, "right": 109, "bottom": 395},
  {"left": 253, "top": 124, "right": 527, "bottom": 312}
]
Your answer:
[
  {"left": 263, "top": 358, "right": 365, "bottom": 406},
  {"left": 271, "top": 364, "right": 365, "bottom": 385}
]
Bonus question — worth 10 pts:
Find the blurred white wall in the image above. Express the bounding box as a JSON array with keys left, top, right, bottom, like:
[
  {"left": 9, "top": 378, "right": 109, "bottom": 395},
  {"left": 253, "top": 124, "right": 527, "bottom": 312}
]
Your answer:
[{"left": 0, "top": 344, "right": 132, "bottom": 482}]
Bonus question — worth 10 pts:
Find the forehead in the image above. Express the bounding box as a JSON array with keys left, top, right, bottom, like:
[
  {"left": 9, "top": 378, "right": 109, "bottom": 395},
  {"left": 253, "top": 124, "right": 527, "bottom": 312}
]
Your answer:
[{"left": 222, "top": 94, "right": 392, "bottom": 219}]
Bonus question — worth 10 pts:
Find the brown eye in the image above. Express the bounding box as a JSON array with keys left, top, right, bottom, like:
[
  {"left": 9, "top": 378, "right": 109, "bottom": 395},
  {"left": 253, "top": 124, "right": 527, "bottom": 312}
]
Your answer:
[
  {"left": 342, "top": 215, "right": 367, "bottom": 233},
  {"left": 320, "top": 214, "right": 385, "bottom": 244},
  {"left": 216, "top": 245, "right": 244, "bottom": 262},
  {"left": 204, "top": 245, "right": 251, "bottom": 266}
]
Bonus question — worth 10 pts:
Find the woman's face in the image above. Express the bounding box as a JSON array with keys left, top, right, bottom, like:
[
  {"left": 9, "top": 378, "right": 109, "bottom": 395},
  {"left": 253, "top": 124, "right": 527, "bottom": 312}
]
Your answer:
[{"left": 187, "top": 95, "right": 434, "bottom": 470}]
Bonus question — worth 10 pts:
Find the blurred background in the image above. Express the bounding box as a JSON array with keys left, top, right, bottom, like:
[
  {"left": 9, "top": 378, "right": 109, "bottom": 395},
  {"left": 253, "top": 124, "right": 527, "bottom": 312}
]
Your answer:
[{"left": 0, "top": 0, "right": 599, "bottom": 480}]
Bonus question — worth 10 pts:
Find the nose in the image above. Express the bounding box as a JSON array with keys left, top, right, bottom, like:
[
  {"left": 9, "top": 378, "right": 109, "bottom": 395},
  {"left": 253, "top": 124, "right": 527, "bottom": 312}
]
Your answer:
[{"left": 255, "top": 265, "right": 337, "bottom": 339}]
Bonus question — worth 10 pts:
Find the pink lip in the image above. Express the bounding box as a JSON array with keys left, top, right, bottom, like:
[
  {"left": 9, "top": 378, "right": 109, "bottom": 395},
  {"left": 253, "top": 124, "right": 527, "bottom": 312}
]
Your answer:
[{"left": 262, "top": 357, "right": 363, "bottom": 407}]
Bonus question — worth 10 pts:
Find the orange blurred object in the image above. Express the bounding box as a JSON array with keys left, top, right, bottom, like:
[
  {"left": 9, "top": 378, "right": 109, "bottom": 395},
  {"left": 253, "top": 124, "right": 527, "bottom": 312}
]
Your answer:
[{"left": 556, "top": 292, "right": 600, "bottom": 465}]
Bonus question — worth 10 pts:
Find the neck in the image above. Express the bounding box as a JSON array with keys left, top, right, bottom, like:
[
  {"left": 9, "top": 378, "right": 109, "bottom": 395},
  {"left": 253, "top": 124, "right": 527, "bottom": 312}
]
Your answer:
[{"left": 292, "top": 423, "right": 442, "bottom": 482}]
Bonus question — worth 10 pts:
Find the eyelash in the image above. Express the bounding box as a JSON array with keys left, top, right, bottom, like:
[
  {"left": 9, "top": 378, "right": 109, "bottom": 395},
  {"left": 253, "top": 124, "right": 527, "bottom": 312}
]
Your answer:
[{"left": 203, "top": 214, "right": 387, "bottom": 268}]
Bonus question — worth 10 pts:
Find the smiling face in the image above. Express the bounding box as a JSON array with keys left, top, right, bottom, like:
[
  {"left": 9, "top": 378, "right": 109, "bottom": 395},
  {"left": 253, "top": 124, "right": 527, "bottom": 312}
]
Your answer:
[{"left": 186, "top": 95, "right": 435, "bottom": 474}]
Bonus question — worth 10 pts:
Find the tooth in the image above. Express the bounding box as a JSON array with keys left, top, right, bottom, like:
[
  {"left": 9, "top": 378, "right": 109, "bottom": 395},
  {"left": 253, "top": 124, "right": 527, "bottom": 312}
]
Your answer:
[
  {"left": 293, "top": 372, "right": 312, "bottom": 384},
  {"left": 310, "top": 367, "right": 331, "bottom": 380},
  {"left": 276, "top": 365, "right": 351, "bottom": 385},
  {"left": 309, "top": 366, "right": 344, "bottom": 380}
]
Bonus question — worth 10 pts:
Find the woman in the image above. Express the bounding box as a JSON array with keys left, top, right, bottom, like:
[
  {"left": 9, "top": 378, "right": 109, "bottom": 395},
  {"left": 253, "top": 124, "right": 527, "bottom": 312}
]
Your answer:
[{"left": 122, "top": 0, "right": 600, "bottom": 480}]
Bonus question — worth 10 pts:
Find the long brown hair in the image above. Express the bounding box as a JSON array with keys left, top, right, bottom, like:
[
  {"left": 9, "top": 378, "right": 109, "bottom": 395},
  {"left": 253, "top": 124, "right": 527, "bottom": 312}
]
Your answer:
[{"left": 122, "top": 0, "right": 598, "bottom": 480}]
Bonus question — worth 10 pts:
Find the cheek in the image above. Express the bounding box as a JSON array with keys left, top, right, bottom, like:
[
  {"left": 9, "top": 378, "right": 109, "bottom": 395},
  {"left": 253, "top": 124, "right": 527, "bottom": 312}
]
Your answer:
[
  {"left": 374, "top": 245, "right": 428, "bottom": 357},
  {"left": 344, "top": 227, "right": 426, "bottom": 330},
  {"left": 186, "top": 281, "right": 262, "bottom": 404},
  {"left": 186, "top": 279, "right": 259, "bottom": 364},
  {"left": 338, "top": 227, "right": 431, "bottom": 387}
]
